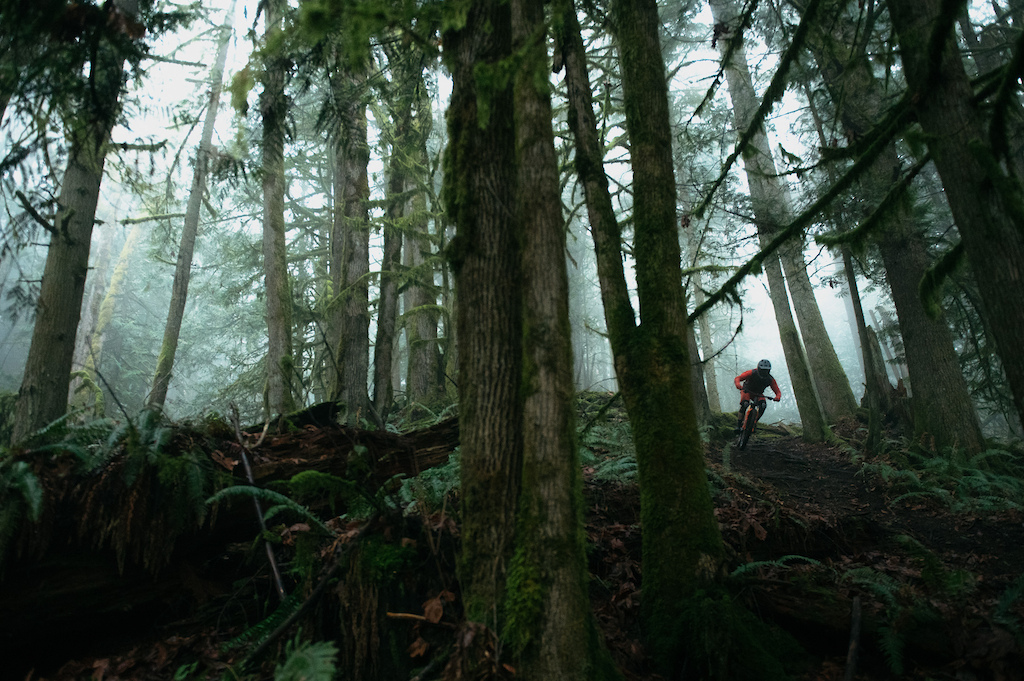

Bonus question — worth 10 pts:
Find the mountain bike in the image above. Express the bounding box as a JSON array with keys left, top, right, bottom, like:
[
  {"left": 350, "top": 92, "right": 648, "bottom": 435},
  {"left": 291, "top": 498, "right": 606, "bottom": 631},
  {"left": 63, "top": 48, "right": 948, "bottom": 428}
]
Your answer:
[{"left": 735, "top": 395, "right": 780, "bottom": 450}]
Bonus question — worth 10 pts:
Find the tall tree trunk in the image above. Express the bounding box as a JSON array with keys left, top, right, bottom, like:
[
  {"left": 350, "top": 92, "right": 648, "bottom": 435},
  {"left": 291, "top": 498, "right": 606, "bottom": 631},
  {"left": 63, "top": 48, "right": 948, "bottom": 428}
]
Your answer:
[
  {"left": 373, "top": 47, "right": 412, "bottom": 420},
  {"left": 886, "top": 0, "right": 1024, "bottom": 431},
  {"left": 694, "top": 287, "right": 721, "bottom": 411},
  {"left": 505, "top": 1, "right": 618, "bottom": 676},
  {"left": 442, "top": 0, "right": 522, "bottom": 636},
  {"left": 73, "top": 222, "right": 144, "bottom": 414},
  {"left": 260, "top": 0, "right": 295, "bottom": 419},
  {"left": 762, "top": 244, "right": 828, "bottom": 441},
  {"left": 842, "top": 248, "right": 882, "bottom": 452},
  {"left": 374, "top": 187, "right": 402, "bottom": 420},
  {"left": 328, "top": 62, "right": 370, "bottom": 424},
  {"left": 404, "top": 219, "right": 441, "bottom": 404},
  {"left": 403, "top": 91, "right": 442, "bottom": 406},
  {"left": 805, "top": 0, "right": 985, "bottom": 451},
  {"left": 560, "top": 0, "right": 725, "bottom": 668},
  {"left": 709, "top": 0, "right": 855, "bottom": 425},
  {"left": 11, "top": 19, "right": 130, "bottom": 444},
  {"left": 69, "top": 225, "right": 113, "bottom": 406},
  {"left": 708, "top": 0, "right": 830, "bottom": 439},
  {"left": 148, "top": 2, "right": 235, "bottom": 411}
]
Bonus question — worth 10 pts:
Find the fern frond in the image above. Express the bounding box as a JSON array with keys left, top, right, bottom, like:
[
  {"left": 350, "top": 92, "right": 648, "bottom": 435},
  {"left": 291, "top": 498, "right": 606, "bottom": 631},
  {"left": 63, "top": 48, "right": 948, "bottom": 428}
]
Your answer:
[
  {"left": 995, "top": 573, "right": 1024, "bottom": 629},
  {"left": 224, "top": 591, "right": 304, "bottom": 650},
  {"left": 730, "top": 554, "right": 821, "bottom": 579},
  {"left": 593, "top": 456, "right": 637, "bottom": 483},
  {"left": 842, "top": 566, "right": 901, "bottom": 607},
  {"left": 274, "top": 637, "right": 338, "bottom": 681},
  {"left": 208, "top": 486, "right": 333, "bottom": 535},
  {"left": 878, "top": 625, "right": 905, "bottom": 675}
]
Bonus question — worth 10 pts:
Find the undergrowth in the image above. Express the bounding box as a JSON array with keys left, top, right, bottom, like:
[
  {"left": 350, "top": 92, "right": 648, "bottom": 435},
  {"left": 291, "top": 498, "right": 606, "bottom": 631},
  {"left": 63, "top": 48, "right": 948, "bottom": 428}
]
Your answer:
[{"left": 856, "top": 445, "right": 1024, "bottom": 513}]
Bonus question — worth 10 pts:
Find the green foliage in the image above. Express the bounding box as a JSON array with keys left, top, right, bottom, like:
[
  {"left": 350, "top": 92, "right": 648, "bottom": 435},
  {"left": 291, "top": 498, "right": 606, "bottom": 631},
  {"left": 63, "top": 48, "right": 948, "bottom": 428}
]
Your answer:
[
  {"left": 995, "top": 573, "right": 1024, "bottom": 644},
  {"left": 895, "top": 534, "right": 975, "bottom": 595},
  {"left": 878, "top": 625, "right": 905, "bottom": 676},
  {"left": 225, "top": 591, "right": 305, "bottom": 650},
  {"left": 397, "top": 451, "right": 460, "bottom": 515},
  {"left": 274, "top": 635, "right": 338, "bottom": 681},
  {"left": 206, "top": 485, "right": 333, "bottom": 536},
  {"left": 579, "top": 406, "right": 637, "bottom": 483},
  {"left": 288, "top": 469, "right": 361, "bottom": 515},
  {"left": 0, "top": 391, "right": 18, "bottom": 445},
  {"left": 858, "top": 446, "right": 1024, "bottom": 513},
  {"left": 357, "top": 535, "right": 415, "bottom": 582},
  {"left": 678, "top": 587, "right": 804, "bottom": 681},
  {"left": 840, "top": 564, "right": 944, "bottom": 675},
  {"left": 730, "top": 555, "right": 821, "bottom": 580},
  {"left": 0, "top": 458, "right": 43, "bottom": 570}
]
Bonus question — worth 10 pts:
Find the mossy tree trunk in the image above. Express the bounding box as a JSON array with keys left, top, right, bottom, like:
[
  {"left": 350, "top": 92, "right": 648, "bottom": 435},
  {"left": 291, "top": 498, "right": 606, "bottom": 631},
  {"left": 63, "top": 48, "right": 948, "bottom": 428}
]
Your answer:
[
  {"left": 12, "top": 16, "right": 131, "bottom": 444},
  {"left": 328, "top": 57, "right": 371, "bottom": 423},
  {"left": 68, "top": 225, "right": 113, "bottom": 407},
  {"left": 72, "top": 223, "right": 144, "bottom": 414},
  {"left": 259, "top": 0, "right": 296, "bottom": 419},
  {"left": 886, "top": 0, "right": 1024, "bottom": 431},
  {"left": 504, "top": 0, "right": 619, "bottom": 677},
  {"left": 403, "top": 81, "right": 443, "bottom": 406},
  {"left": 442, "top": 0, "right": 522, "bottom": 635},
  {"left": 561, "top": 0, "right": 726, "bottom": 668},
  {"left": 148, "top": 3, "right": 234, "bottom": 412},
  {"left": 373, "top": 44, "right": 419, "bottom": 421}
]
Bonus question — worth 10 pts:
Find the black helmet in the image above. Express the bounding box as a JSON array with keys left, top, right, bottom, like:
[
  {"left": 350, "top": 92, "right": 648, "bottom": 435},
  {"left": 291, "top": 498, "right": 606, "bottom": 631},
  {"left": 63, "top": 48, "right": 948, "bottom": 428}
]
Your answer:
[{"left": 757, "top": 359, "right": 771, "bottom": 377}]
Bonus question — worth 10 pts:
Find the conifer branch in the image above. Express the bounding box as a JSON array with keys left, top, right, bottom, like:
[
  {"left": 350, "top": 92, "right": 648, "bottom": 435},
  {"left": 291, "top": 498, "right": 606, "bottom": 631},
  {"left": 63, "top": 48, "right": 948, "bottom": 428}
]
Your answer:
[{"left": 694, "top": 0, "right": 824, "bottom": 219}]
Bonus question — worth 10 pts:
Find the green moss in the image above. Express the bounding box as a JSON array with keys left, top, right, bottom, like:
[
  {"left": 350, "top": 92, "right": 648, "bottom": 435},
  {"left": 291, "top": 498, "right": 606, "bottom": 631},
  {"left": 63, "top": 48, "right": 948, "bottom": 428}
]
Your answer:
[
  {"left": 358, "top": 536, "right": 415, "bottom": 583},
  {"left": 502, "top": 545, "right": 545, "bottom": 656}
]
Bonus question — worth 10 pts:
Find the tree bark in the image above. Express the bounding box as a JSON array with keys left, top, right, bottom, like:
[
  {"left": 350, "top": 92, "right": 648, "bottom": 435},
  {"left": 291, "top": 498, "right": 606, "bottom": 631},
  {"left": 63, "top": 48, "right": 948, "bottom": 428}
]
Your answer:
[
  {"left": 11, "top": 24, "right": 130, "bottom": 444},
  {"left": 560, "top": 0, "right": 726, "bottom": 668},
  {"left": 441, "top": 0, "right": 522, "bottom": 633},
  {"left": 506, "top": 0, "right": 618, "bottom": 676},
  {"left": 328, "top": 61, "right": 371, "bottom": 423},
  {"left": 148, "top": 3, "right": 235, "bottom": 412},
  {"left": 260, "top": 0, "right": 296, "bottom": 419}
]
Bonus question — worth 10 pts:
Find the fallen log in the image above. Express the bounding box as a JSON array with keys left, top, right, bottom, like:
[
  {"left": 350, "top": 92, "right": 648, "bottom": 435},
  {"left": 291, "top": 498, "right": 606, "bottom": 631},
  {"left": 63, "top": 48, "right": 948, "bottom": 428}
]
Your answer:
[{"left": 0, "top": 416, "right": 461, "bottom": 675}]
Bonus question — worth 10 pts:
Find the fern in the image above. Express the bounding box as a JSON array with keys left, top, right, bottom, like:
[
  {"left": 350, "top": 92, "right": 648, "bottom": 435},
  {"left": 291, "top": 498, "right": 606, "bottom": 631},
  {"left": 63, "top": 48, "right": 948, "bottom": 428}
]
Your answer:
[
  {"left": 274, "top": 636, "right": 338, "bottom": 681},
  {"left": 207, "top": 485, "right": 333, "bottom": 535},
  {"left": 878, "top": 624, "right": 905, "bottom": 675},
  {"left": 894, "top": 535, "right": 975, "bottom": 596},
  {"left": 592, "top": 455, "right": 637, "bottom": 483},
  {"left": 842, "top": 567, "right": 901, "bottom": 609},
  {"left": 398, "top": 452, "right": 460, "bottom": 514},
  {"left": 0, "top": 459, "right": 44, "bottom": 570},
  {"left": 730, "top": 554, "right": 821, "bottom": 579},
  {"left": 994, "top": 573, "right": 1024, "bottom": 633},
  {"left": 224, "top": 591, "right": 304, "bottom": 649}
]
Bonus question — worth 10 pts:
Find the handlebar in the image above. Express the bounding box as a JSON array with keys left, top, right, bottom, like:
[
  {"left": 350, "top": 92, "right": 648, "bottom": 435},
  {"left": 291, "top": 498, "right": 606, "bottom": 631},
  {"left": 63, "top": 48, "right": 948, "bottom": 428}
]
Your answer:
[{"left": 736, "top": 386, "right": 782, "bottom": 402}]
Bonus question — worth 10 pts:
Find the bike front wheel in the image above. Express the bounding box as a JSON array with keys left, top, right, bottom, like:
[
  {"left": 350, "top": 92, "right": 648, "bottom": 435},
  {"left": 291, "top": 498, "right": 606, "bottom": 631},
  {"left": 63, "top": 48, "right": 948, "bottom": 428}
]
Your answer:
[{"left": 737, "top": 406, "right": 756, "bottom": 450}]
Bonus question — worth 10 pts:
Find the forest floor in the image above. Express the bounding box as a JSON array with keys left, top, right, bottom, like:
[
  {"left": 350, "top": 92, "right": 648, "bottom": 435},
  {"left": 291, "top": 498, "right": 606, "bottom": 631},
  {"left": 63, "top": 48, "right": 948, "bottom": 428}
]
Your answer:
[
  {"left": 8, "top": 401, "right": 1024, "bottom": 681},
  {"left": 586, "top": 415, "right": 1024, "bottom": 681}
]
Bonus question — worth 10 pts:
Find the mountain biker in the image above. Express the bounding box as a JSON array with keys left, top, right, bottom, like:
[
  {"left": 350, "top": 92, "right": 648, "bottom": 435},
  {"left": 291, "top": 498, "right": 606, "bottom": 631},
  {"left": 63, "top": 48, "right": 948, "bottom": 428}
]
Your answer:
[{"left": 734, "top": 359, "right": 782, "bottom": 433}]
